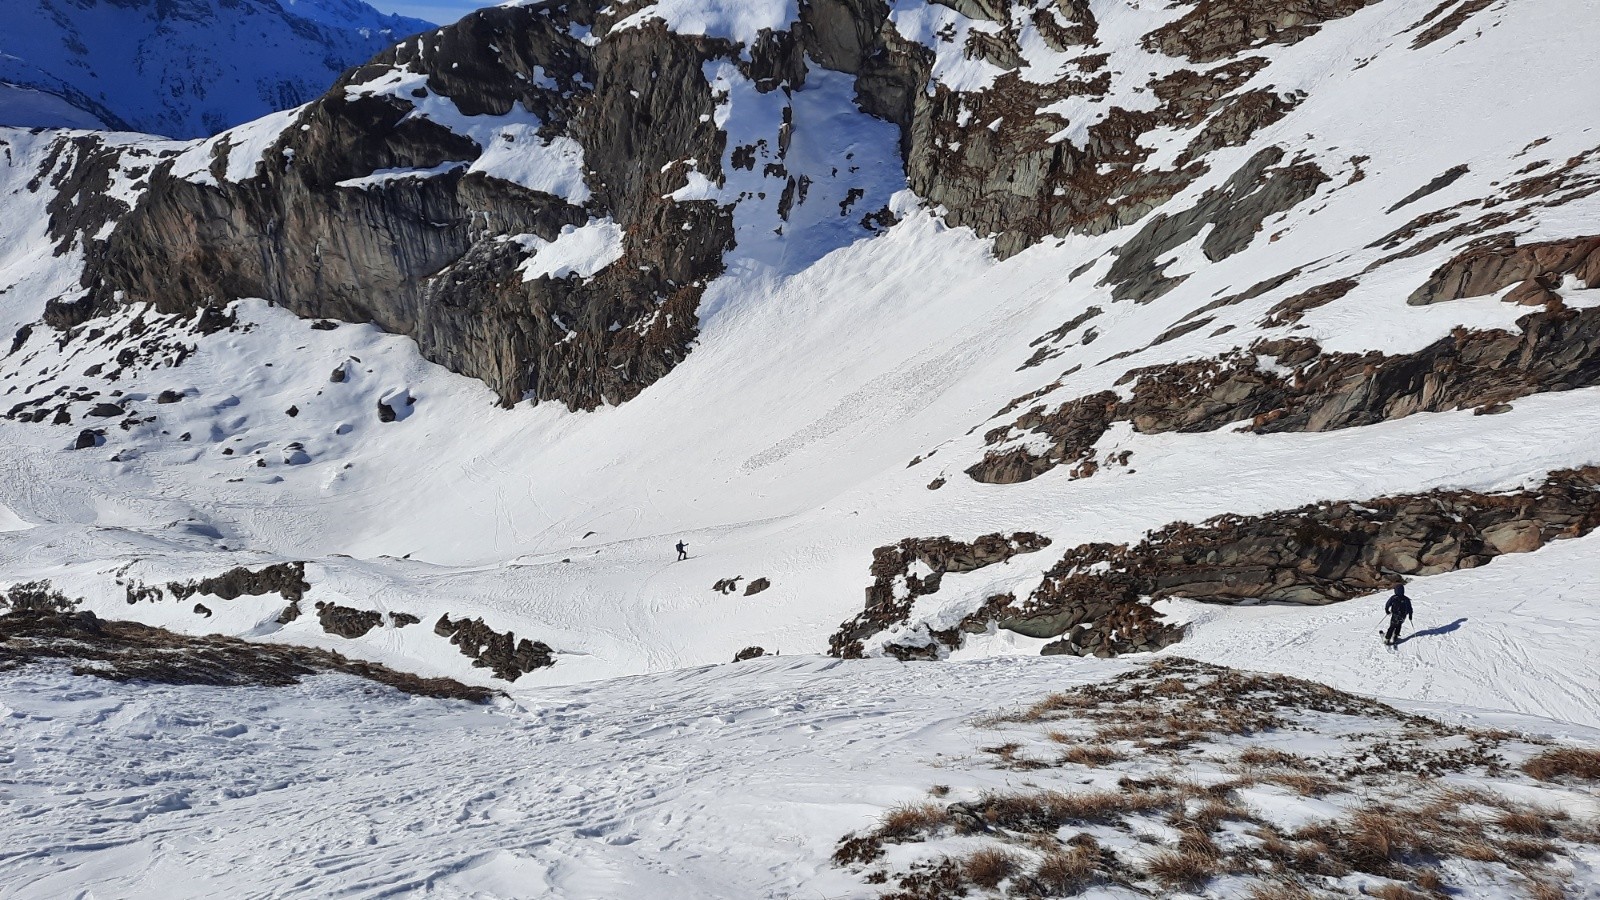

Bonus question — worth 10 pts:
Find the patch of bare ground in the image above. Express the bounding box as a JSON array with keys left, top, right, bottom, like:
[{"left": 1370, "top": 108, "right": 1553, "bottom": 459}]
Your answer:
[{"left": 834, "top": 658, "right": 1599, "bottom": 897}]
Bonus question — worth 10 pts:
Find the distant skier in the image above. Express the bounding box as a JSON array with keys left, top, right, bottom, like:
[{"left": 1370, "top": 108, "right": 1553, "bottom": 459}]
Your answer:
[
  {"left": 676, "top": 540, "right": 688, "bottom": 561},
  {"left": 1383, "top": 581, "right": 1413, "bottom": 645}
]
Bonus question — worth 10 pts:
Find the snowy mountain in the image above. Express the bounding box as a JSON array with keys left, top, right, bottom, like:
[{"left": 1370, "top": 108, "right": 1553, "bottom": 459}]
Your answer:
[
  {"left": 0, "top": 0, "right": 433, "bottom": 137},
  {"left": 3, "top": 0, "right": 1600, "bottom": 894}
]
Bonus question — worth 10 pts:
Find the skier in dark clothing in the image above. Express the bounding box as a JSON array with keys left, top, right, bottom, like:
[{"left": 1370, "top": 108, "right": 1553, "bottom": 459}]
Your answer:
[
  {"left": 1383, "top": 582, "right": 1413, "bottom": 645},
  {"left": 676, "top": 540, "right": 688, "bottom": 561}
]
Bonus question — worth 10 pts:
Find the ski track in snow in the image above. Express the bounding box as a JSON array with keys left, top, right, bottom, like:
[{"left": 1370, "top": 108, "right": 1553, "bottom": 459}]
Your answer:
[
  {"left": 5, "top": 652, "right": 1600, "bottom": 899},
  {"left": 0, "top": 656, "right": 1128, "bottom": 900}
]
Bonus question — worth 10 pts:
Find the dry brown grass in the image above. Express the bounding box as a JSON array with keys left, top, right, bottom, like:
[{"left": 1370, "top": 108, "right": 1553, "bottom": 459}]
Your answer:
[
  {"left": 854, "top": 663, "right": 1600, "bottom": 898},
  {"left": 971, "top": 787, "right": 1164, "bottom": 833},
  {"left": 1524, "top": 747, "right": 1600, "bottom": 782},
  {"left": 879, "top": 802, "right": 949, "bottom": 839},
  {"left": 1054, "top": 741, "right": 1126, "bottom": 766},
  {"left": 1420, "top": 785, "right": 1497, "bottom": 816},
  {"left": 1349, "top": 810, "right": 1409, "bottom": 863},
  {"left": 1185, "top": 799, "right": 1243, "bottom": 832},
  {"left": 1032, "top": 841, "right": 1098, "bottom": 892},
  {"left": 1454, "top": 838, "right": 1502, "bottom": 863},
  {"left": 1144, "top": 847, "right": 1219, "bottom": 888},
  {"left": 1239, "top": 746, "right": 1302, "bottom": 767},
  {"left": 1154, "top": 677, "right": 1189, "bottom": 696},
  {"left": 1496, "top": 807, "right": 1557, "bottom": 836},
  {"left": 1369, "top": 884, "right": 1426, "bottom": 900},
  {"left": 1527, "top": 880, "right": 1568, "bottom": 900},
  {"left": 1263, "top": 771, "right": 1338, "bottom": 797},
  {"left": 1004, "top": 691, "right": 1097, "bottom": 723},
  {"left": 1501, "top": 838, "right": 1556, "bottom": 860},
  {"left": 963, "top": 847, "right": 1017, "bottom": 889},
  {"left": 927, "top": 784, "right": 950, "bottom": 798},
  {"left": 1245, "top": 881, "right": 1319, "bottom": 900},
  {"left": 1177, "top": 826, "right": 1220, "bottom": 857}
]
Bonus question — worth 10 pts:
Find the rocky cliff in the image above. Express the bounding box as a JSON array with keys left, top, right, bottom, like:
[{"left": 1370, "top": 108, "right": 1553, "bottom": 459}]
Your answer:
[{"left": 49, "top": 0, "right": 1426, "bottom": 410}]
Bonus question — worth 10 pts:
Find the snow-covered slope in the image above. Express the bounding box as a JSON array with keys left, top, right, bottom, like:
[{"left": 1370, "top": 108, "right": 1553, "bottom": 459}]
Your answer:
[
  {"left": 0, "top": 0, "right": 1596, "bottom": 715},
  {"left": 4, "top": 652, "right": 1599, "bottom": 898},
  {"left": 4, "top": 1, "right": 1600, "bottom": 895},
  {"left": 0, "top": 0, "right": 432, "bottom": 137}
]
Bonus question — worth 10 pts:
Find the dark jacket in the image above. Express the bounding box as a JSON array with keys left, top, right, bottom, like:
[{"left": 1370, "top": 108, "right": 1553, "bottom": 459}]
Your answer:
[{"left": 1384, "top": 591, "right": 1413, "bottom": 620}]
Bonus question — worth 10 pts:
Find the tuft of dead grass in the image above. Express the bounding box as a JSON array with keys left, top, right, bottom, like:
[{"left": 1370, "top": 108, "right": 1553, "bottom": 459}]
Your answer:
[
  {"left": 1032, "top": 841, "right": 1098, "bottom": 893},
  {"left": 1239, "top": 746, "right": 1302, "bottom": 767},
  {"left": 1524, "top": 747, "right": 1600, "bottom": 782},
  {"left": 1264, "top": 771, "right": 1338, "bottom": 797},
  {"left": 1154, "top": 677, "right": 1189, "bottom": 695},
  {"left": 1527, "top": 880, "right": 1568, "bottom": 900},
  {"left": 1245, "top": 881, "right": 1319, "bottom": 900},
  {"left": 1369, "top": 884, "right": 1427, "bottom": 900},
  {"left": 1496, "top": 807, "right": 1557, "bottom": 836},
  {"left": 879, "top": 802, "right": 950, "bottom": 839},
  {"left": 963, "top": 847, "right": 1016, "bottom": 889},
  {"left": 1412, "top": 868, "right": 1445, "bottom": 892},
  {"left": 1144, "top": 847, "right": 1219, "bottom": 888},
  {"left": 1053, "top": 740, "right": 1126, "bottom": 766}
]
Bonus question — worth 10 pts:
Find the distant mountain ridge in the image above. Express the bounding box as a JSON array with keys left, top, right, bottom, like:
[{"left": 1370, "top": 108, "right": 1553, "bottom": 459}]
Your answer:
[{"left": 0, "top": 0, "right": 434, "bottom": 138}]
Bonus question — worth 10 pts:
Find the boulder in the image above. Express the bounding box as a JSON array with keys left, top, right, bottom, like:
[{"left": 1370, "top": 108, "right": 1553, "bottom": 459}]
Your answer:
[{"left": 1481, "top": 521, "right": 1544, "bottom": 555}]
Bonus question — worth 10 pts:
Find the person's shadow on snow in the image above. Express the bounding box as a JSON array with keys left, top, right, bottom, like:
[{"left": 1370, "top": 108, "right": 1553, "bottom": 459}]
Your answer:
[{"left": 1397, "top": 617, "right": 1467, "bottom": 645}]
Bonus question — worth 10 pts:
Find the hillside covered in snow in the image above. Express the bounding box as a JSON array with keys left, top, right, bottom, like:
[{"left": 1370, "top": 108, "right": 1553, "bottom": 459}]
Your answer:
[
  {"left": 2, "top": 0, "right": 1600, "bottom": 894},
  {"left": 0, "top": 0, "right": 433, "bottom": 137}
]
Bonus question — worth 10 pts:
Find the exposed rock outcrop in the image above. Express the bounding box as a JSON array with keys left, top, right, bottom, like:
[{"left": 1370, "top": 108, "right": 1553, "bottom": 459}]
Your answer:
[
  {"left": 72, "top": 4, "right": 734, "bottom": 410},
  {"left": 973, "top": 304, "right": 1600, "bottom": 483},
  {"left": 1408, "top": 234, "right": 1600, "bottom": 306},
  {"left": 0, "top": 608, "right": 496, "bottom": 701},
  {"left": 1408, "top": 0, "right": 1499, "bottom": 50},
  {"left": 1101, "top": 147, "right": 1329, "bottom": 303},
  {"left": 2, "top": 580, "right": 79, "bottom": 613},
  {"left": 847, "top": 467, "right": 1600, "bottom": 660},
  {"left": 1011, "top": 466, "right": 1600, "bottom": 632},
  {"left": 830, "top": 531, "right": 1052, "bottom": 659},
  {"left": 1143, "top": 0, "right": 1384, "bottom": 63},
  {"left": 37, "top": 0, "right": 1362, "bottom": 406},
  {"left": 314, "top": 602, "right": 385, "bottom": 639},
  {"left": 162, "top": 562, "right": 311, "bottom": 604},
  {"left": 434, "top": 613, "right": 555, "bottom": 681}
]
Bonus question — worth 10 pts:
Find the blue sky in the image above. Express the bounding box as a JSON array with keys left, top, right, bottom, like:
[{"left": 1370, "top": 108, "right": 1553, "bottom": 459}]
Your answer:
[{"left": 374, "top": 0, "right": 490, "bottom": 27}]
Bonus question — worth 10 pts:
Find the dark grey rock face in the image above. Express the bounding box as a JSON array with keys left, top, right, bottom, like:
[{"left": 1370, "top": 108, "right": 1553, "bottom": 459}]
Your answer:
[
  {"left": 0, "top": 608, "right": 496, "bottom": 701},
  {"left": 1101, "top": 147, "right": 1329, "bottom": 304},
  {"left": 315, "top": 602, "right": 385, "bottom": 639},
  {"left": 837, "top": 467, "right": 1600, "bottom": 660},
  {"left": 73, "top": 4, "right": 735, "bottom": 411},
  {"left": 829, "top": 532, "right": 1052, "bottom": 659},
  {"left": 46, "top": 0, "right": 1355, "bottom": 406},
  {"left": 434, "top": 613, "right": 555, "bottom": 681},
  {"left": 970, "top": 304, "right": 1600, "bottom": 484}
]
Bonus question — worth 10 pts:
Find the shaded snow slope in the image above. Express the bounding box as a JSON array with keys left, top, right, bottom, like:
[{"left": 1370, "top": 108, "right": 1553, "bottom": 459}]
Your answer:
[{"left": 0, "top": 0, "right": 432, "bottom": 137}]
